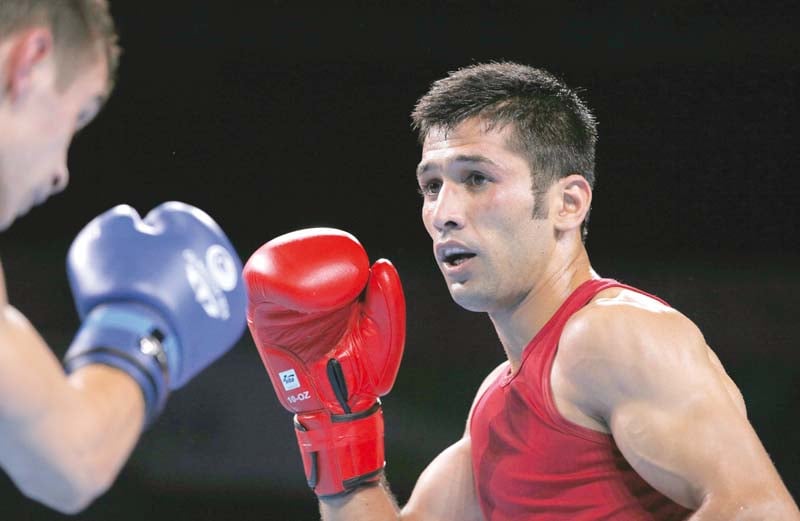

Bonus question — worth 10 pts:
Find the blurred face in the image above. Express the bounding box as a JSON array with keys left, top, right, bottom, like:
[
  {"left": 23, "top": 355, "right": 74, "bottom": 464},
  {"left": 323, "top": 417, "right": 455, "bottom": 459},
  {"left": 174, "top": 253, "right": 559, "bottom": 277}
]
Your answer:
[
  {"left": 417, "top": 118, "right": 555, "bottom": 313},
  {"left": 0, "top": 50, "right": 108, "bottom": 230}
]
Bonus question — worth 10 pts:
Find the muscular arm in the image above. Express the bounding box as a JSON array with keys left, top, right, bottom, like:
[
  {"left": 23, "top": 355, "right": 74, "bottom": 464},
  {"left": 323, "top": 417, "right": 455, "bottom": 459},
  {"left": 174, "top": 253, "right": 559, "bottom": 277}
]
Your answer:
[
  {"left": 561, "top": 295, "right": 800, "bottom": 520},
  {"left": 318, "top": 366, "right": 501, "bottom": 521},
  {"left": 0, "top": 261, "right": 144, "bottom": 514}
]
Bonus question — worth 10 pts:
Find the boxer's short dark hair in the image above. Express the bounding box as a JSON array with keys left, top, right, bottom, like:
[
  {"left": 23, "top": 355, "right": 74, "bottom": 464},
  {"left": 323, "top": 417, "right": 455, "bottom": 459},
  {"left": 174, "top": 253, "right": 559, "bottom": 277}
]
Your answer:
[{"left": 412, "top": 62, "right": 597, "bottom": 241}]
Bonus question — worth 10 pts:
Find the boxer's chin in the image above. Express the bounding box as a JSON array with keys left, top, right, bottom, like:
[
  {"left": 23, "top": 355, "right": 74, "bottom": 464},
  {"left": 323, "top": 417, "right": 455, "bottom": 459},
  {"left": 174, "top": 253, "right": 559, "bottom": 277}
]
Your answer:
[{"left": 448, "top": 280, "right": 494, "bottom": 313}]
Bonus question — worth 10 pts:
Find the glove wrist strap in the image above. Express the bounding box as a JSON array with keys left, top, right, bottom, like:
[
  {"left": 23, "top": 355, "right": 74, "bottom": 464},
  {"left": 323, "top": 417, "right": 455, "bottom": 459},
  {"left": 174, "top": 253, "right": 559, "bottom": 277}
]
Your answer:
[
  {"left": 294, "top": 401, "right": 385, "bottom": 497},
  {"left": 64, "top": 302, "right": 176, "bottom": 427}
]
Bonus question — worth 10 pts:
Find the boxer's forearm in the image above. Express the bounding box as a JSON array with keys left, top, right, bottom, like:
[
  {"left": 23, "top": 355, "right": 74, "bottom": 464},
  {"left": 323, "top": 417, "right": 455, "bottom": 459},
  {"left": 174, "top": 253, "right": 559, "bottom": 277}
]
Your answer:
[
  {"left": 65, "top": 365, "right": 145, "bottom": 486},
  {"left": 2, "top": 367, "right": 144, "bottom": 513},
  {"left": 320, "top": 480, "right": 401, "bottom": 521},
  {"left": 0, "top": 305, "right": 144, "bottom": 513}
]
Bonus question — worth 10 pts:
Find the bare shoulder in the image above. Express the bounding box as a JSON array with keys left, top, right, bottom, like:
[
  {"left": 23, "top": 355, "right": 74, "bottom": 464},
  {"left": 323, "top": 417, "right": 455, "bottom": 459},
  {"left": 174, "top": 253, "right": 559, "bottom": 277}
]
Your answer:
[
  {"left": 561, "top": 287, "right": 706, "bottom": 367},
  {"left": 555, "top": 286, "right": 717, "bottom": 415}
]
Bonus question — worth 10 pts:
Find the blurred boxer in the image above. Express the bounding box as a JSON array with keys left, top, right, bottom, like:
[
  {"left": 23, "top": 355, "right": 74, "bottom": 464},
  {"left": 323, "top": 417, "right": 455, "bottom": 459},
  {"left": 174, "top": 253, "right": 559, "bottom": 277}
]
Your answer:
[
  {"left": 0, "top": 1, "right": 246, "bottom": 513},
  {"left": 245, "top": 63, "right": 800, "bottom": 520}
]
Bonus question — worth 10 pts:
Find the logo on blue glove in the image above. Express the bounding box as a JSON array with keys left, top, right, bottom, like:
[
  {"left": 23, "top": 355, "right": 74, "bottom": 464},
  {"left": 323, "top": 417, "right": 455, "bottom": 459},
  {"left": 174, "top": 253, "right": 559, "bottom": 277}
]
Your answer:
[{"left": 183, "top": 244, "right": 238, "bottom": 320}]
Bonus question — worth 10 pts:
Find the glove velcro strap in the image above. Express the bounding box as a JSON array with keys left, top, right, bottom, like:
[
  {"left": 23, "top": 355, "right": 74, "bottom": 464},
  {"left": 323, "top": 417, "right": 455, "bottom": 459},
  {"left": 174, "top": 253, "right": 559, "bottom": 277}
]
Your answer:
[
  {"left": 63, "top": 303, "right": 177, "bottom": 427},
  {"left": 293, "top": 402, "right": 384, "bottom": 497}
]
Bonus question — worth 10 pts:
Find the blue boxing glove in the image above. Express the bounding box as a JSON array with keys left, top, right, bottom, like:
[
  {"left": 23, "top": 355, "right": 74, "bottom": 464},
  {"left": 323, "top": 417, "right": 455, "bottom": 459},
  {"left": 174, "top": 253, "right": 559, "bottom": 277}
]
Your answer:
[{"left": 63, "top": 201, "right": 247, "bottom": 426}]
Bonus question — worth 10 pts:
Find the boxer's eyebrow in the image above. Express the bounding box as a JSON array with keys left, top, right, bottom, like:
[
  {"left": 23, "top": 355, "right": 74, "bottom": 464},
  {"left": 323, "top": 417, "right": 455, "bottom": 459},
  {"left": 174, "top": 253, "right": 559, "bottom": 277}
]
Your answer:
[
  {"left": 416, "top": 162, "right": 436, "bottom": 179},
  {"left": 417, "top": 154, "right": 498, "bottom": 179},
  {"left": 452, "top": 154, "right": 498, "bottom": 168}
]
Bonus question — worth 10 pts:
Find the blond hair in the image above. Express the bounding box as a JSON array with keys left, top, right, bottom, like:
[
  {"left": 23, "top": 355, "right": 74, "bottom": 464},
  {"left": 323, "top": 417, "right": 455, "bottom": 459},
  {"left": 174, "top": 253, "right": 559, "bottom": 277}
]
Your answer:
[{"left": 0, "top": 0, "right": 120, "bottom": 90}]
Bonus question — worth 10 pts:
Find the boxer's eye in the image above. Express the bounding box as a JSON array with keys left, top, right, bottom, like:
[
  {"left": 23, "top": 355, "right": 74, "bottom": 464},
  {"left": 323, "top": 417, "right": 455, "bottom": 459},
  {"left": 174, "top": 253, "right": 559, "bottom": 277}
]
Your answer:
[
  {"left": 465, "top": 172, "right": 489, "bottom": 188},
  {"left": 417, "top": 180, "right": 442, "bottom": 198}
]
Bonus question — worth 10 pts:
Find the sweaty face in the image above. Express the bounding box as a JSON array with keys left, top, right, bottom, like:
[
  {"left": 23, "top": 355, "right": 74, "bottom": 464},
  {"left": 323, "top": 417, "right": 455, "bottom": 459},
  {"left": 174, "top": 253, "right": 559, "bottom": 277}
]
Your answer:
[
  {"left": 417, "top": 118, "right": 554, "bottom": 313},
  {"left": 0, "top": 52, "right": 108, "bottom": 230}
]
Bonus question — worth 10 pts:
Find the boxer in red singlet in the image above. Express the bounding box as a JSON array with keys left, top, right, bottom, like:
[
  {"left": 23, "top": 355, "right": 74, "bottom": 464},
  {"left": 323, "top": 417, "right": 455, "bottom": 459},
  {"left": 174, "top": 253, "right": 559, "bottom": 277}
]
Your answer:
[{"left": 293, "top": 62, "right": 800, "bottom": 520}]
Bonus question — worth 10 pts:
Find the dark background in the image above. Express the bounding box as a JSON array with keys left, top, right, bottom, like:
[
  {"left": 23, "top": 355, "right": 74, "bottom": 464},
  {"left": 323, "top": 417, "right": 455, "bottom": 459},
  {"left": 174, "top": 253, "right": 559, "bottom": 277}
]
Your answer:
[{"left": 1, "top": 2, "right": 798, "bottom": 519}]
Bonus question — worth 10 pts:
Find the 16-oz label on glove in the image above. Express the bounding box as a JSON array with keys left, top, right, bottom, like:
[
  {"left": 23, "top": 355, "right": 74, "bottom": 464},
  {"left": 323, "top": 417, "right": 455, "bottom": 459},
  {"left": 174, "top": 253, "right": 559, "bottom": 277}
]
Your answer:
[
  {"left": 288, "top": 391, "right": 311, "bottom": 404},
  {"left": 279, "top": 368, "right": 301, "bottom": 391}
]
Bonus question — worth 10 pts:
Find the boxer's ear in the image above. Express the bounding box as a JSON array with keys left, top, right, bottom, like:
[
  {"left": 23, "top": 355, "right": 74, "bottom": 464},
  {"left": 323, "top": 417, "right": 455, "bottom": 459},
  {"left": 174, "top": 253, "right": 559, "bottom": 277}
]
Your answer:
[
  {"left": 552, "top": 174, "right": 592, "bottom": 235},
  {"left": 4, "top": 27, "right": 54, "bottom": 101}
]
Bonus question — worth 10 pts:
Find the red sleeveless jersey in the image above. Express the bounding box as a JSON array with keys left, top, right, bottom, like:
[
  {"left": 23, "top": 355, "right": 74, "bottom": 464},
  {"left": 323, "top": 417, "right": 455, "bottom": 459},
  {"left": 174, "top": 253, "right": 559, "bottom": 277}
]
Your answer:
[{"left": 470, "top": 278, "right": 691, "bottom": 520}]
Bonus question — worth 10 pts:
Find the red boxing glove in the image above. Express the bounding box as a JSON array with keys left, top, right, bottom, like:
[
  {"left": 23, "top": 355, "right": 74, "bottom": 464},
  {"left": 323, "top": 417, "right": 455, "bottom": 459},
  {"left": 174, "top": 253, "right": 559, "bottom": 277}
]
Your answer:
[{"left": 244, "top": 228, "right": 405, "bottom": 497}]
